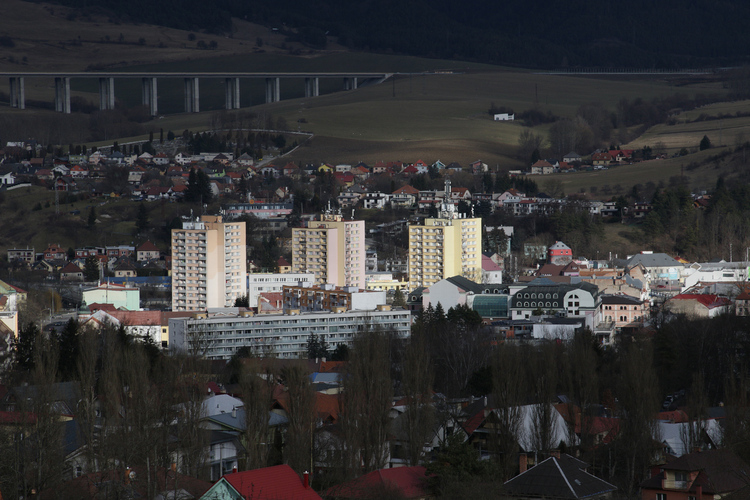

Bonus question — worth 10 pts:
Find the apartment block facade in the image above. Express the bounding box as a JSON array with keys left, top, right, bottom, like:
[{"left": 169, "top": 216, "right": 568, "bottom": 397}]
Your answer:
[
  {"left": 291, "top": 212, "right": 365, "bottom": 288},
  {"left": 408, "top": 215, "right": 482, "bottom": 288},
  {"left": 169, "top": 308, "right": 411, "bottom": 359},
  {"left": 171, "top": 215, "right": 247, "bottom": 311}
]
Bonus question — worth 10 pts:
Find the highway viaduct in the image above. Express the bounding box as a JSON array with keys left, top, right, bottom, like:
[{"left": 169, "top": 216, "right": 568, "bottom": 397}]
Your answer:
[{"left": 1, "top": 72, "right": 392, "bottom": 115}]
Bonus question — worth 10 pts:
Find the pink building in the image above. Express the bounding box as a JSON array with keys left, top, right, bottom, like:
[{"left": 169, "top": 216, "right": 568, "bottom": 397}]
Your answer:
[{"left": 548, "top": 241, "right": 573, "bottom": 265}]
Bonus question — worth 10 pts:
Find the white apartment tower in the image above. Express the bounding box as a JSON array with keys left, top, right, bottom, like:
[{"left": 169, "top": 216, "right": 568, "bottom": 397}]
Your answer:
[
  {"left": 291, "top": 210, "right": 366, "bottom": 288},
  {"left": 171, "top": 215, "right": 247, "bottom": 311},
  {"left": 408, "top": 179, "right": 483, "bottom": 288}
]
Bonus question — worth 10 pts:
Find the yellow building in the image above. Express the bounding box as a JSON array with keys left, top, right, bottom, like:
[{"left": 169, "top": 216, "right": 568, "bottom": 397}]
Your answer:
[
  {"left": 291, "top": 211, "right": 365, "bottom": 288},
  {"left": 408, "top": 180, "right": 482, "bottom": 288},
  {"left": 171, "top": 215, "right": 247, "bottom": 311}
]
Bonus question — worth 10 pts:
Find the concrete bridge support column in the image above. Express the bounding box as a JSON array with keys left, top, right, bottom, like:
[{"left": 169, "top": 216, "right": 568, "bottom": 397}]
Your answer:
[
  {"left": 184, "top": 77, "right": 200, "bottom": 113},
  {"left": 344, "top": 77, "right": 358, "bottom": 90},
  {"left": 9, "top": 77, "right": 25, "bottom": 109},
  {"left": 98, "top": 77, "right": 115, "bottom": 110},
  {"left": 141, "top": 77, "right": 158, "bottom": 116},
  {"left": 224, "top": 77, "right": 240, "bottom": 109},
  {"left": 54, "top": 77, "right": 71, "bottom": 114},
  {"left": 265, "top": 77, "right": 280, "bottom": 103},
  {"left": 304, "top": 77, "right": 319, "bottom": 97}
]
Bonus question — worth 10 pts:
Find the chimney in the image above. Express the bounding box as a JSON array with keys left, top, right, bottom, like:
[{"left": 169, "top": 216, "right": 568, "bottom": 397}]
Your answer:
[
  {"left": 124, "top": 467, "right": 132, "bottom": 485},
  {"left": 303, "top": 471, "right": 310, "bottom": 489},
  {"left": 519, "top": 453, "right": 527, "bottom": 474},
  {"left": 232, "top": 407, "right": 237, "bottom": 418},
  {"left": 232, "top": 466, "right": 238, "bottom": 473},
  {"left": 171, "top": 462, "right": 177, "bottom": 472},
  {"left": 550, "top": 449, "right": 560, "bottom": 460}
]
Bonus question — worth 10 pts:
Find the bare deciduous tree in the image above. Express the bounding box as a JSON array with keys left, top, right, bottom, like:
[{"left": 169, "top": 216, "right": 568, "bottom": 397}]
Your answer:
[
  {"left": 240, "top": 359, "right": 275, "bottom": 470},
  {"left": 340, "top": 327, "right": 393, "bottom": 476},
  {"left": 491, "top": 343, "right": 527, "bottom": 480},
  {"left": 402, "top": 330, "right": 434, "bottom": 466},
  {"left": 280, "top": 364, "right": 315, "bottom": 474}
]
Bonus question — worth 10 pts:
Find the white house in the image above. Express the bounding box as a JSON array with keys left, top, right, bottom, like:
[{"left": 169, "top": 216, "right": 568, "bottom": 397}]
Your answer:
[
  {"left": 0, "top": 172, "right": 16, "bottom": 185},
  {"left": 494, "top": 113, "right": 515, "bottom": 121}
]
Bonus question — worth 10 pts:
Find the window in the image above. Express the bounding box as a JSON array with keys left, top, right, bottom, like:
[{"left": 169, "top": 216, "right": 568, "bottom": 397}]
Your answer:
[{"left": 656, "top": 494, "right": 666, "bottom": 500}]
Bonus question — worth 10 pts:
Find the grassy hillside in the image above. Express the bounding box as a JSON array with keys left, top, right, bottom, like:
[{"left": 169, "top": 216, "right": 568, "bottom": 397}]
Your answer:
[{"left": 0, "top": 186, "right": 211, "bottom": 252}]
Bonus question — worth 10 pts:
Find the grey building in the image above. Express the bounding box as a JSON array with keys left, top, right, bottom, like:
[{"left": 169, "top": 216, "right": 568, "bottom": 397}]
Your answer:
[{"left": 169, "top": 308, "right": 411, "bottom": 360}]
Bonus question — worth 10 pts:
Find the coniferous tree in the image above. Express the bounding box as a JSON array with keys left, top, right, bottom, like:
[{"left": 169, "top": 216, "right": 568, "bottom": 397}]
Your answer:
[
  {"left": 136, "top": 202, "right": 149, "bottom": 234},
  {"left": 83, "top": 255, "right": 99, "bottom": 281}
]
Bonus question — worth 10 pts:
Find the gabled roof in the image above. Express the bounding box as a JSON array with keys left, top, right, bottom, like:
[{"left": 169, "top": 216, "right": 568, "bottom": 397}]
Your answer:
[
  {"left": 641, "top": 449, "right": 750, "bottom": 495},
  {"left": 137, "top": 241, "right": 159, "bottom": 252},
  {"left": 220, "top": 464, "right": 322, "bottom": 500},
  {"left": 393, "top": 185, "right": 419, "bottom": 195},
  {"left": 60, "top": 262, "right": 83, "bottom": 274},
  {"left": 325, "top": 466, "right": 428, "bottom": 499},
  {"left": 531, "top": 160, "right": 553, "bottom": 168},
  {"left": 504, "top": 454, "right": 616, "bottom": 499},
  {"left": 670, "top": 294, "right": 732, "bottom": 309}
]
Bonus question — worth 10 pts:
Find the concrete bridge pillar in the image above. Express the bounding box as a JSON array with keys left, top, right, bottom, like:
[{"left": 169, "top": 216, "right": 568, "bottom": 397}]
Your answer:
[
  {"left": 184, "top": 77, "right": 200, "bottom": 113},
  {"left": 265, "top": 77, "right": 280, "bottom": 103},
  {"left": 225, "top": 77, "right": 240, "bottom": 109},
  {"left": 344, "top": 77, "right": 358, "bottom": 90},
  {"left": 9, "top": 77, "right": 25, "bottom": 109},
  {"left": 141, "top": 77, "right": 158, "bottom": 116},
  {"left": 304, "top": 77, "right": 320, "bottom": 97},
  {"left": 98, "top": 77, "right": 115, "bottom": 110},
  {"left": 54, "top": 77, "right": 71, "bottom": 113}
]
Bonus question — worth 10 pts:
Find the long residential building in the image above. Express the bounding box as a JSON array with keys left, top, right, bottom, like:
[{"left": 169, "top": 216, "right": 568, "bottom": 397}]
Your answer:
[
  {"left": 171, "top": 215, "right": 247, "bottom": 311},
  {"left": 408, "top": 179, "right": 482, "bottom": 288},
  {"left": 247, "top": 272, "right": 315, "bottom": 309},
  {"left": 168, "top": 307, "right": 411, "bottom": 360},
  {"left": 291, "top": 211, "right": 365, "bottom": 288}
]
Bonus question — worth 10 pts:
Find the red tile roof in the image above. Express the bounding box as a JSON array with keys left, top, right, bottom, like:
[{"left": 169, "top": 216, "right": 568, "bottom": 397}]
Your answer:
[
  {"left": 671, "top": 294, "right": 732, "bottom": 309},
  {"left": 137, "top": 241, "right": 159, "bottom": 252},
  {"left": 325, "top": 466, "right": 429, "bottom": 499},
  {"left": 393, "top": 185, "right": 419, "bottom": 195},
  {"left": 60, "top": 262, "right": 82, "bottom": 274},
  {"left": 223, "top": 465, "right": 322, "bottom": 500}
]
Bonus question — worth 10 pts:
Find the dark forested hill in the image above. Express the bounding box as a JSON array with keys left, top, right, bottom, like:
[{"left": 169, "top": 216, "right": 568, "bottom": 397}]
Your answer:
[{"left": 27, "top": 0, "right": 750, "bottom": 68}]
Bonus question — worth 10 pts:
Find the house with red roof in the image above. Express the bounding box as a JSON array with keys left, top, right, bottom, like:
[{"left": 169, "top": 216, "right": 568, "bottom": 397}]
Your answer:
[
  {"left": 325, "top": 466, "right": 429, "bottom": 499},
  {"left": 400, "top": 164, "right": 419, "bottom": 176},
  {"left": 665, "top": 294, "right": 732, "bottom": 318},
  {"left": 391, "top": 185, "right": 419, "bottom": 208},
  {"left": 283, "top": 162, "right": 300, "bottom": 177},
  {"left": 44, "top": 243, "right": 67, "bottom": 261},
  {"left": 153, "top": 152, "right": 170, "bottom": 165},
  {"left": 470, "top": 160, "right": 488, "bottom": 174},
  {"left": 608, "top": 149, "right": 634, "bottom": 162},
  {"left": 69, "top": 165, "right": 88, "bottom": 178},
  {"left": 200, "top": 464, "right": 321, "bottom": 500},
  {"left": 333, "top": 171, "right": 355, "bottom": 187},
  {"left": 640, "top": 449, "right": 750, "bottom": 500},
  {"left": 530, "top": 160, "right": 554, "bottom": 175},
  {"left": 591, "top": 152, "right": 613, "bottom": 166},
  {"left": 372, "top": 161, "right": 389, "bottom": 174},
  {"left": 735, "top": 288, "right": 750, "bottom": 316},
  {"left": 450, "top": 186, "right": 471, "bottom": 201},
  {"left": 136, "top": 241, "right": 160, "bottom": 261},
  {"left": 60, "top": 262, "right": 84, "bottom": 281}
]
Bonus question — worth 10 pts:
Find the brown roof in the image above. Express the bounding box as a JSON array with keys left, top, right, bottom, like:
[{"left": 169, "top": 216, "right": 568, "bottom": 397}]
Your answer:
[
  {"left": 60, "top": 262, "right": 82, "bottom": 274},
  {"left": 137, "top": 241, "right": 159, "bottom": 252}
]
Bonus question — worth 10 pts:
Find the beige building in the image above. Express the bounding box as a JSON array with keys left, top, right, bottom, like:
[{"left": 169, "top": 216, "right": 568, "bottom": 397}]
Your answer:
[
  {"left": 291, "top": 211, "right": 365, "bottom": 288},
  {"left": 171, "top": 215, "right": 247, "bottom": 311},
  {"left": 408, "top": 179, "right": 482, "bottom": 289}
]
